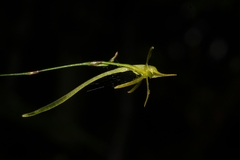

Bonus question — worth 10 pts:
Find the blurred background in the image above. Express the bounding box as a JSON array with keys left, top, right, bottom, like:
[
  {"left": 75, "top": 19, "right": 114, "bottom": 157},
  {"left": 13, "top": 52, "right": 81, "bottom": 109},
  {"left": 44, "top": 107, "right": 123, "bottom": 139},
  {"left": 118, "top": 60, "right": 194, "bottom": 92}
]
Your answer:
[{"left": 0, "top": 0, "right": 240, "bottom": 159}]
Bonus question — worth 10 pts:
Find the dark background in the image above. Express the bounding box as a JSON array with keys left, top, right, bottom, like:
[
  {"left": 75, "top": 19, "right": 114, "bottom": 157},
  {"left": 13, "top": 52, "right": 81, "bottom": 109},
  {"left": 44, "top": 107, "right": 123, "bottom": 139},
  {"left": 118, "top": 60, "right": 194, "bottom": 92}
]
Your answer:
[{"left": 1, "top": 0, "right": 240, "bottom": 159}]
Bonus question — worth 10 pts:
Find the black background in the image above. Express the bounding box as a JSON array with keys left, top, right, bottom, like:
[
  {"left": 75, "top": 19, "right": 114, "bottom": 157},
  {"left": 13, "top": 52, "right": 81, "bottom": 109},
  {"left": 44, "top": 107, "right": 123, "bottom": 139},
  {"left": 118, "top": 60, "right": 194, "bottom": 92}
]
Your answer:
[{"left": 1, "top": 0, "right": 240, "bottom": 159}]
